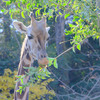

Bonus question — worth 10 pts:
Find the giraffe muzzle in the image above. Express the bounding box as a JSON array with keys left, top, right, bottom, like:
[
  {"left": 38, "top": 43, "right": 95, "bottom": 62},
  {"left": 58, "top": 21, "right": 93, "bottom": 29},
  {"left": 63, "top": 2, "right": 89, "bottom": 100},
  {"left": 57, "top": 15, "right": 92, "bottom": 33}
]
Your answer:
[{"left": 38, "top": 58, "right": 49, "bottom": 65}]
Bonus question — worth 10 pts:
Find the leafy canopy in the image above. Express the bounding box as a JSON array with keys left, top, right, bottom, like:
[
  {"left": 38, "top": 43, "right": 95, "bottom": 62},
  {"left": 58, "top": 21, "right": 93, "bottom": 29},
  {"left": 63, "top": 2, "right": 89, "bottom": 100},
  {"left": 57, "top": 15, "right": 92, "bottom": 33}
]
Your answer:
[
  {"left": 1, "top": 0, "right": 99, "bottom": 50},
  {"left": 1, "top": 0, "right": 100, "bottom": 94}
]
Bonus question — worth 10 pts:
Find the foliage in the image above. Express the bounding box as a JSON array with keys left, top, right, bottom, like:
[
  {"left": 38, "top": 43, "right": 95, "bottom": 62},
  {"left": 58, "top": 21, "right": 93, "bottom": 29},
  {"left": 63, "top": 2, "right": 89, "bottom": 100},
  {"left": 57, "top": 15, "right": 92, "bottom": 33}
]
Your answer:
[
  {"left": 66, "top": 0, "right": 99, "bottom": 51},
  {"left": 1, "top": 0, "right": 100, "bottom": 99},
  {"left": 65, "top": 17, "right": 97, "bottom": 51},
  {"left": 1, "top": 0, "right": 100, "bottom": 51},
  {"left": 16, "top": 58, "right": 58, "bottom": 94},
  {"left": 0, "top": 69, "right": 16, "bottom": 100},
  {"left": 29, "top": 79, "right": 55, "bottom": 100},
  {"left": 1, "top": 0, "right": 71, "bottom": 19},
  {"left": 0, "top": 69, "right": 55, "bottom": 100},
  {"left": 48, "top": 57, "right": 58, "bottom": 68}
]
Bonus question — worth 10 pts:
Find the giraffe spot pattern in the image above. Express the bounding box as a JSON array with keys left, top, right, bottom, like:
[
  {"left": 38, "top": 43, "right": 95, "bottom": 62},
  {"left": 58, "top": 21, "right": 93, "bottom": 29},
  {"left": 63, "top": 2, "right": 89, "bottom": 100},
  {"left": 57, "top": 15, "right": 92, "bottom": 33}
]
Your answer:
[{"left": 26, "top": 53, "right": 31, "bottom": 61}]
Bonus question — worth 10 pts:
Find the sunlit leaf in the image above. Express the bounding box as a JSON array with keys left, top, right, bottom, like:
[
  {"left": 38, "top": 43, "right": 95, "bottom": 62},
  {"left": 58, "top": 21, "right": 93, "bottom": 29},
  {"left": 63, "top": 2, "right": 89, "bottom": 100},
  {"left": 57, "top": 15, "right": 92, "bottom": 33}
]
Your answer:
[
  {"left": 16, "top": 89, "right": 20, "bottom": 92},
  {"left": 20, "top": 89, "right": 22, "bottom": 94},
  {"left": 21, "top": 78, "right": 24, "bottom": 84},
  {"left": 19, "top": 86, "right": 22, "bottom": 89},
  {"left": 10, "top": 13, "right": 13, "bottom": 19},
  {"left": 6, "top": 1, "right": 11, "bottom": 6},
  {"left": 53, "top": 59, "right": 58, "bottom": 69},
  {"left": 48, "top": 57, "right": 54, "bottom": 66},
  {"left": 15, "top": 75, "right": 22, "bottom": 78},
  {"left": 64, "top": 13, "right": 70, "bottom": 19},
  {"left": 77, "top": 44, "right": 81, "bottom": 50},
  {"left": 18, "top": 3, "right": 20, "bottom": 7},
  {"left": 21, "top": 11, "right": 25, "bottom": 18},
  {"left": 59, "top": 12, "right": 62, "bottom": 16},
  {"left": 72, "top": 46, "right": 75, "bottom": 53}
]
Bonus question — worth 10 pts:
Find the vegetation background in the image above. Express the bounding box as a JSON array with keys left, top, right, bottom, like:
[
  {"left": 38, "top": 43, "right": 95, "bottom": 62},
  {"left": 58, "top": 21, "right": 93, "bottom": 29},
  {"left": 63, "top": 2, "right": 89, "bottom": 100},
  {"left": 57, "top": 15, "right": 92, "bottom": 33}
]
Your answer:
[{"left": 0, "top": 0, "right": 100, "bottom": 100}]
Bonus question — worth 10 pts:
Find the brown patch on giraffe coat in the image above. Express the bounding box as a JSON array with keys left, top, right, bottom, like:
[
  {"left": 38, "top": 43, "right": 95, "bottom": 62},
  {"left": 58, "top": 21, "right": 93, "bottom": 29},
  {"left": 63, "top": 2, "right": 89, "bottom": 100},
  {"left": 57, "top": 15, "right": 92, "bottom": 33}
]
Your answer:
[
  {"left": 35, "top": 39, "right": 37, "bottom": 43},
  {"left": 38, "top": 46, "right": 41, "bottom": 50},
  {"left": 22, "top": 61, "right": 30, "bottom": 74},
  {"left": 26, "top": 53, "right": 31, "bottom": 61},
  {"left": 18, "top": 60, "right": 30, "bottom": 75},
  {"left": 29, "top": 46, "right": 31, "bottom": 50},
  {"left": 21, "top": 49, "right": 27, "bottom": 59}
]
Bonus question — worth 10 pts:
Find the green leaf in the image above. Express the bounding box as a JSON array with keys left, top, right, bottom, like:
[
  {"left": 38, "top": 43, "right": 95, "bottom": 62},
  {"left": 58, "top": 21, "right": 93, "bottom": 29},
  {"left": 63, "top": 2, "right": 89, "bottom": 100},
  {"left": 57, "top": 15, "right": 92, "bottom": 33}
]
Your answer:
[
  {"left": 63, "top": 3, "right": 67, "bottom": 6},
  {"left": 74, "top": 16, "right": 79, "bottom": 19},
  {"left": 21, "top": 78, "right": 24, "bottom": 84},
  {"left": 65, "top": 30, "right": 73, "bottom": 35},
  {"left": 15, "top": 75, "right": 22, "bottom": 78},
  {"left": 64, "top": 13, "right": 70, "bottom": 19},
  {"left": 77, "top": 44, "right": 81, "bottom": 50},
  {"left": 55, "top": 15, "right": 58, "bottom": 22},
  {"left": 18, "top": 3, "right": 20, "bottom": 8},
  {"left": 20, "top": 89, "right": 22, "bottom": 94},
  {"left": 1, "top": 9, "right": 6, "bottom": 13},
  {"left": 42, "top": 77, "right": 46, "bottom": 79},
  {"left": 37, "top": 9, "right": 40, "bottom": 15},
  {"left": 26, "top": 3, "right": 30, "bottom": 9},
  {"left": 53, "top": 59, "right": 58, "bottom": 69},
  {"left": 6, "top": 1, "right": 11, "bottom": 6},
  {"left": 69, "top": 24, "right": 75, "bottom": 27},
  {"left": 72, "top": 47, "right": 75, "bottom": 53},
  {"left": 19, "top": 86, "right": 22, "bottom": 89},
  {"left": 16, "top": 89, "right": 20, "bottom": 92},
  {"left": 59, "top": 12, "right": 62, "bottom": 16},
  {"left": 10, "top": 13, "right": 13, "bottom": 19},
  {"left": 38, "top": 75, "right": 41, "bottom": 78},
  {"left": 48, "top": 57, "right": 55, "bottom": 66},
  {"left": 35, "top": 10, "right": 38, "bottom": 17},
  {"left": 23, "top": 66, "right": 29, "bottom": 69},
  {"left": 21, "top": 11, "right": 25, "bottom": 18}
]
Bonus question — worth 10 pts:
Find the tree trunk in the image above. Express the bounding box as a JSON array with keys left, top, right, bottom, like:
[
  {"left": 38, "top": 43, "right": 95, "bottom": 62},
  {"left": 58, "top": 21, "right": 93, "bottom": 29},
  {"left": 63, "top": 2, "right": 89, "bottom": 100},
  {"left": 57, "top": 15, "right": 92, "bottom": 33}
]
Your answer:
[
  {"left": 2, "top": 2, "right": 11, "bottom": 42},
  {"left": 55, "top": 15, "right": 65, "bottom": 55},
  {"left": 3, "top": 12, "right": 11, "bottom": 42},
  {"left": 55, "top": 15, "right": 69, "bottom": 85},
  {"left": 96, "top": 0, "right": 100, "bottom": 46}
]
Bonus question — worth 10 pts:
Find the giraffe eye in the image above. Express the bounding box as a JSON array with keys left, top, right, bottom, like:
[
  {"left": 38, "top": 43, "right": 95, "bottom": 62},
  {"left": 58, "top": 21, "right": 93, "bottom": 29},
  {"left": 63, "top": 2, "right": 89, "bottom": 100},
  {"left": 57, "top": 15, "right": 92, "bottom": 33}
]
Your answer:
[
  {"left": 28, "top": 34, "right": 34, "bottom": 40},
  {"left": 47, "top": 37, "right": 49, "bottom": 41}
]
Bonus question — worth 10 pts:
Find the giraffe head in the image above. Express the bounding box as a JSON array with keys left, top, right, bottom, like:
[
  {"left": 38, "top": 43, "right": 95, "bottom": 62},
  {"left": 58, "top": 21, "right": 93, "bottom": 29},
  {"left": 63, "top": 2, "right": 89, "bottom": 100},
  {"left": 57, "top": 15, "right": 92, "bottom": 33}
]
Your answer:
[{"left": 13, "top": 12, "right": 50, "bottom": 63}]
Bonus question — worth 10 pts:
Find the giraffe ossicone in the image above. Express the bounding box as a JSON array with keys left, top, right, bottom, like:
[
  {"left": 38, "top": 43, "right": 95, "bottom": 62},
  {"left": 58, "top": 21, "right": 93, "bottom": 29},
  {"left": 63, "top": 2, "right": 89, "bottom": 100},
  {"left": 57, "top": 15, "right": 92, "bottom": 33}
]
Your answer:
[{"left": 13, "top": 12, "right": 50, "bottom": 100}]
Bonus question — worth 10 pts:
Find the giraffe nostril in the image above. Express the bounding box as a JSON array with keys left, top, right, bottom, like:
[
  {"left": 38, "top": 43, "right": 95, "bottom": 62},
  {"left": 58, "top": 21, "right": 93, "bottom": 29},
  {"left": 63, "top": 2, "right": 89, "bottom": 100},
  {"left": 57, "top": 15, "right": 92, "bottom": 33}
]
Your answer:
[
  {"left": 41, "top": 55, "right": 46, "bottom": 58},
  {"left": 44, "top": 55, "right": 46, "bottom": 58},
  {"left": 41, "top": 55, "right": 43, "bottom": 58}
]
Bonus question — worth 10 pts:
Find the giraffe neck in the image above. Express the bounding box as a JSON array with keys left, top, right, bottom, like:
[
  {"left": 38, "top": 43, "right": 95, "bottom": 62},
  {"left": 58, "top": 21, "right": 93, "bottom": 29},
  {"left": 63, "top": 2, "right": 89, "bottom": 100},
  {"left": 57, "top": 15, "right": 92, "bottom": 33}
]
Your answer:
[{"left": 14, "top": 36, "right": 36, "bottom": 100}]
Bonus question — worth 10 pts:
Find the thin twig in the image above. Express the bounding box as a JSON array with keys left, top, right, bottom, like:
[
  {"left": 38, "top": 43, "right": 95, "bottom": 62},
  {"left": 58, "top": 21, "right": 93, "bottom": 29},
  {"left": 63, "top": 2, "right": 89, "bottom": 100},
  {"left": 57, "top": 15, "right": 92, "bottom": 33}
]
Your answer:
[{"left": 55, "top": 46, "right": 73, "bottom": 59}]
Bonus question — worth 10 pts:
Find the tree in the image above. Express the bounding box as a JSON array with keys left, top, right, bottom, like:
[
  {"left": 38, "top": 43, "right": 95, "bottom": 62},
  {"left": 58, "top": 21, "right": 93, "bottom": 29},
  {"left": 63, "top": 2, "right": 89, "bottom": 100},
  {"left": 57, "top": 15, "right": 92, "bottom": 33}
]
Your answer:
[
  {"left": 0, "top": 1, "right": 12, "bottom": 42},
  {"left": 96, "top": 0, "right": 100, "bottom": 46},
  {"left": 3, "top": 12, "right": 12, "bottom": 42},
  {"left": 1, "top": 0, "right": 99, "bottom": 48},
  {"left": 1, "top": 0, "right": 100, "bottom": 100}
]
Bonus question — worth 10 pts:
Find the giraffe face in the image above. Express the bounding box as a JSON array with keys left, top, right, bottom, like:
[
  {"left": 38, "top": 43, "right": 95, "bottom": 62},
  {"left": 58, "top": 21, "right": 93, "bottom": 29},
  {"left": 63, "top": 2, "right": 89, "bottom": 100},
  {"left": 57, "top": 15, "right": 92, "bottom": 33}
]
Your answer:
[
  {"left": 27, "top": 24, "right": 50, "bottom": 60},
  {"left": 13, "top": 12, "right": 50, "bottom": 60}
]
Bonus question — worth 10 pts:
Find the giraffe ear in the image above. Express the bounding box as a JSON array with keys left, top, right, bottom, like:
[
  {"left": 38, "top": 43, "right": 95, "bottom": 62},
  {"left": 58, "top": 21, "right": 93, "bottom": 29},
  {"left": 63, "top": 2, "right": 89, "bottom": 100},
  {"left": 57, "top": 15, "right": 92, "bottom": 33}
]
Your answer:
[
  {"left": 46, "top": 27, "right": 50, "bottom": 32},
  {"left": 13, "top": 21, "right": 27, "bottom": 33}
]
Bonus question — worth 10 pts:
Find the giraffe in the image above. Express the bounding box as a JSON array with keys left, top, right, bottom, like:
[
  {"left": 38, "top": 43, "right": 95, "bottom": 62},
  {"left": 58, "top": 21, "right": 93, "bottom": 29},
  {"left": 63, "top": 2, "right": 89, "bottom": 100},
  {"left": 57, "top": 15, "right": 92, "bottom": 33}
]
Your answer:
[{"left": 13, "top": 12, "right": 50, "bottom": 100}]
